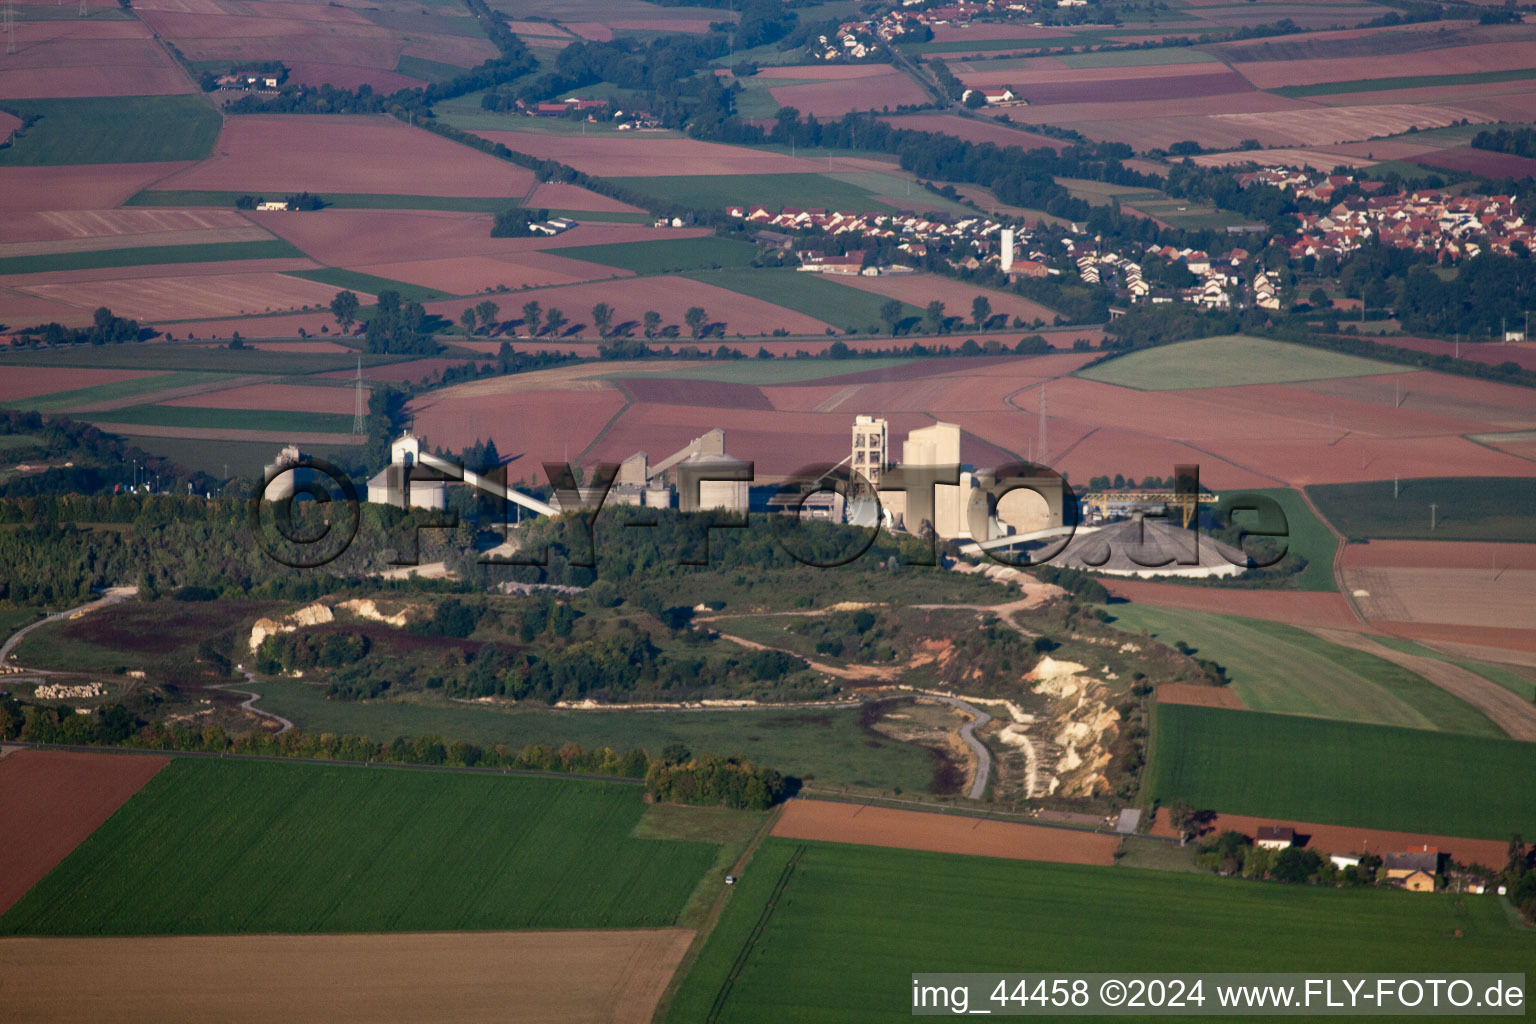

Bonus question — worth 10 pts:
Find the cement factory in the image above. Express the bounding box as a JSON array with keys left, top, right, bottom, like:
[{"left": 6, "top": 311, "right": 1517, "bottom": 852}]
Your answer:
[{"left": 265, "top": 419, "right": 1250, "bottom": 578}]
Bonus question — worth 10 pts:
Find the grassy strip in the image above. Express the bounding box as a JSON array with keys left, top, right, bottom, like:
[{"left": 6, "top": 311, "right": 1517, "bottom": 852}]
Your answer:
[
  {"left": 1147, "top": 703, "right": 1534, "bottom": 839},
  {"left": 0, "top": 240, "right": 304, "bottom": 276},
  {"left": 1218, "top": 485, "right": 1338, "bottom": 592},
  {"left": 1273, "top": 67, "right": 1536, "bottom": 98},
  {"left": 0, "top": 96, "right": 221, "bottom": 166},
  {"left": 0, "top": 371, "right": 236, "bottom": 413},
  {"left": 1102, "top": 604, "right": 1502, "bottom": 736},
  {"left": 283, "top": 267, "right": 450, "bottom": 303},
  {"left": 0, "top": 758, "right": 716, "bottom": 935},
  {"left": 555, "top": 236, "right": 758, "bottom": 274},
  {"left": 683, "top": 267, "right": 923, "bottom": 333},
  {"left": 1079, "top": 334, "right": 1409, "bottom": 390}
]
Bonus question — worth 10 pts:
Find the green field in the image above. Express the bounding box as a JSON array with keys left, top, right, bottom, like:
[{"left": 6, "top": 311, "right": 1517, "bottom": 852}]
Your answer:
[
  {"left": 685, "top": 268, "right": 923, "bottom": 333},
  {"left": 0, "top": 371, "right": 235, "bottom": 413},
  {"left": 665, "top": 838, "right": 1536, "bottom": 1023},
  {"left": 119, "top": 434, "right": 362, "bottom": 476},
  {"left": 245, "top": 680, "right": 936, "bottom": 792},
  {"left": 1211, "top": 486, "right": 1337, "bottom": 591},
  {"left": 556, "top": 236, "right": 758, "bottom": 274},
  {"left": 395, "top": 54, "right": 468, "bottom": 82},
  {"left": 607, "top": 173, "right": 885, "bottom": 214},
  {"left": 284, "top": 267, "right": 450, "bottom": 303},
  {"left": 1146, "top": 703, "right": 1535, "bottom": 839},
  {"left": 0, "top": 758, "right": 717, "bottom": 935},
  {"left": 85, "top": 404, "right": 355, "bottom": 434},
  {"left": 0, "top": 96, "right": 222, "bottom": 166},
  {"left": 0, "top": 240, "right": 304, "bottom": 277},
  {"left": 1308, "top": 477, "right": 1536, "bottom": 543},
  {"left": 1273, "top": 67, "right": 1536, "bottom": 99},
  {"left": 1371, "top": 636, "right": 1536, "bottom": 703},
  {"left": 1104, "top": 605, "right": 1501, "bottom": 736},
  {"left": 1080, "top": 335, "right": 1410, "bottom": 390},
  {"left": 617, "top": 357, "right": 914, "bottom": 385}
]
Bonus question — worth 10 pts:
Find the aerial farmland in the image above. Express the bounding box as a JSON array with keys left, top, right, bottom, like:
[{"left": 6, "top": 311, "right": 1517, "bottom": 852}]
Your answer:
[{"left": 2, "top": 0, "right": 1534, "bottom": 1018}]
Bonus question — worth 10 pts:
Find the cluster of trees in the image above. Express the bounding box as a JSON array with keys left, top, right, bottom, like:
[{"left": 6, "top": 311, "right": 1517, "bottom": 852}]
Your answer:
[
  {"left": 363, "top": 290, "right": 442, "bottom": 355},
  {"left": 226, "top": 0, "right": 536, "bottom": 117},
  {"left": 1471, "top": 125, "right": 1536, "bottom": 158},
  {"left": 490, "top": 207, "right": 550, "bottom": 237},
  {"left": 0, "top": 411, "right": 203, "bottom": 500},
  {"left": 2, "top": 699, "right": 794, "bottom": 809},
  {"left": 14, "top": 306, "right": 143, "bottom": 348},
  {"left": 645, "top": 751, "right": 790, "bottom": 810}
]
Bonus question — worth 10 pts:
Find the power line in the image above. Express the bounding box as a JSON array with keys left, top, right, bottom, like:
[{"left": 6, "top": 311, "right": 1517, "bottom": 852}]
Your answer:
[{"left": 352, "top": 354, "right": 366, "bottom": 434}]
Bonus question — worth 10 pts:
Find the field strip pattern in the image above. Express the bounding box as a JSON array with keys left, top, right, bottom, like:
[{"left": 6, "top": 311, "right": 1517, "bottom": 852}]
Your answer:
[
  {"left": 0, "top": 226, "right": 272, "bottom": 259},
  {"left": 0, "top": 750, "right": 169, "bottom": 915},
  {"left": 706, "top": 843, "right": 806, "bottom": 1024},
  {"left": 1308, "top": 628, "right": 1536, "bottom": 741},
  {"left": 87, "top": 423, "right": 366, "bottom": 444},
  {"left": 771, "top": 799, "right": 1120, "bottom": 865},
  {"left": 0, "top": 929, "right": 694, "bottom": 1024},
  {"left": 57, "top": 373, "right": 272, "bottom": 413}
]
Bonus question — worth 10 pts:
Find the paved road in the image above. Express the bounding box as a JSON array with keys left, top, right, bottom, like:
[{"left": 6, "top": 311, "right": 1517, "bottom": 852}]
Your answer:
[
  {"left": 934, "top": 696, "right": 993, "bottom": 800},
  {"left": 0, "top": 587, "right": 137, "bottom": 666}
]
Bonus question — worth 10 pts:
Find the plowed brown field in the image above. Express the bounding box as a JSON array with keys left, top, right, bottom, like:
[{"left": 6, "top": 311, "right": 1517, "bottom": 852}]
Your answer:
[
  {"left": 767, "top": 73, "right": 930, "bottom": 117},
  {"left": 1149, "top": 807, "right": 1508, "bottom": 869},
  {"left": 0, "top": 928, "right": 693, "bottom": 1024},
  {"left": 0, "top": 367, "right": 164, "bottom": 403},
  {"left": 1155, "top": 683, "right": 1247, "bottom": 709},
  {"left": 0, "top": 749, "right": 169, "bottom": 914},
  {"left": 772, "top": 799, "right": 1120, "bottom": 865},
  {"left": 0, "top": 163, "right": 196, "bottom": 214},
  {"left": 150, "top": 115, "right": 537, "bottom": 196},
  {"left": 20, "top": 271, "right": 357, "bottom": 323},
  {"left": 351, "top": 252, "right": 629, "bottom": 294}
]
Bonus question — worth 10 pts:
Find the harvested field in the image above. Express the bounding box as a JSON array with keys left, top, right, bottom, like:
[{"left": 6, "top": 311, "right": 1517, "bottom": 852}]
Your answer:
[
  {"left": 463, "top": 131, "right": 886, "bottom": 177},
  {"left": 163, "top": 382, "right": 364, "bottom": 414},
  {"left": 1377, "top": 621, "right": 1536, "bottom": 657},
  {"left": 0, "top": 163, "right": 195, "bottom": 213},
  {"left": 620, "top": 376, "right": 772, "bottom": 411},
  {"left": 1385, "top": 336, "right": 1536, "bottom": 371},
  {"left": 151, "top": 115, "right": 537, "bottom": 196},
  {"left": 821, "top": 272, "right": 1058, "bottom": 326},
  {"left": 1343, "top": 568, "right": 1536, "bottom": 631},
  {"left": 411, "top": 385, "right": 626, "bottom": 462},
  {"left": 1341, "top": 541, "right": 1536, "bottom": 571},
  {"left": 525, "top": 181, "right": 645, "bottom": 213},
  {"left": 1191, "top": 147, "right": 1377, "bottom": 170},
  {"left": 767, "top": 73, "right": 931, "bottom": 117},
  {"left": 349, "top": 252, "right": 630, "bottom": 294},
  {"left": 425, "top": 274, "right": 834, "bottom": 337},
  {"left": 1407, "top": 146, "right": 1536, "bottom": 178},
  {"left": 2, "top": 207, "right": 255, "bottom": 244},
  {"left": 0, "top": 929, "right": 693, "bottom": 1024},
  {"left": 1147, "top": 808, "right": 1507, "bottom": 871},
  {"left": 18, "top": 271, "right": 357, "bottom": 323},
  {"left": 255, "top": 210, "right": 705, "bottom": 266},
  {"left": 0, "top": 24, "right": 192, "bottom": 98},
  {"left": 0, "top": 366, "right": 163, "bottom": 403},
  {"left": 0, "top": 750, "right": 169, "bottom": 915},
  {"left": 1155, "top": 683, "right": 1246, "bottom": 709},
  {"left": 1016, "top": 70, "right": 1254, "bottom": 106},
  {"left": 1236, "top": 41, "right": 1536, "bottom": 90},
  {"left": 880, "top": 113, "right": 1066, "bottom": 150},
  {"left": 959, "top": 61, "right": 1244, "bottom": 89},
  {"left": 755, "top": 64, "right": 897, "bottom": 80},
  {"left": 771, "top": 799, "right": 1119, "bottom": 866},
  {"left": 1106, "top": 579, "right": 1362, "bottom": 629},
  {"left": 1210, "top": 103, "right": 1479, "bottom": 147}
]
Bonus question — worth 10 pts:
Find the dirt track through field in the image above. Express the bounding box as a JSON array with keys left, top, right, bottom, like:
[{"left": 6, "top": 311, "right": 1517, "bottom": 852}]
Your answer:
[
  {"left": 0, "top": 749, "right": 169, "bottom": 915},
  {"left": 1307, "top": 628, "right": 1536, "bottom": 741},
  {"left": 772, "top": 799, "right": 1120, "bottom": 865},
  {"left": 0, "top": 929, "right": 693, "bottom": 1024}
]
